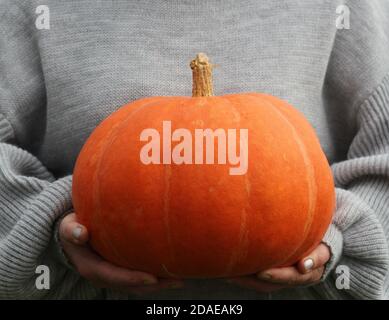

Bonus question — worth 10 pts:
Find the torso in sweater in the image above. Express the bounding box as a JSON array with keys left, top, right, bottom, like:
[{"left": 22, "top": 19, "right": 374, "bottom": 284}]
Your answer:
[
  {"left": 16, "top": 0, "right": 367, "bottom": 177},
  {"left": 2, "top": 0, "right": 389, "bottom": 299}
]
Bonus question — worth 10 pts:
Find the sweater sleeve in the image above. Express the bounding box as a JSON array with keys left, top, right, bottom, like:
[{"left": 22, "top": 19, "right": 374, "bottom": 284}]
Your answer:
[
  {"left": 308, "top": 0, "right": 389, "bottom": 300},
  {"left": 0, "top": 2, "right": 96, "bottom": 299},
  {"left": 316, "top": 75, "right": 389, "bottom": 300},
  {"left": 0, "top": 122, "right": 75, "bottom": 299}
]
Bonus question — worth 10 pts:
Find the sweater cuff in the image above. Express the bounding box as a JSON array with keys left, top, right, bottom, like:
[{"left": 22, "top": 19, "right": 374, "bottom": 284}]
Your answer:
[
  {"left": 50, "top": 209, "right": 76, "bottom": 271},
  {"left": 318, "top": 187, "right": 389, "bottom": 299},
  {"left": 45, "top": 175, "right": 76, "bottom": 270},
  {"left": 321, "top": 223, "right": 343, "bottom": 280}
]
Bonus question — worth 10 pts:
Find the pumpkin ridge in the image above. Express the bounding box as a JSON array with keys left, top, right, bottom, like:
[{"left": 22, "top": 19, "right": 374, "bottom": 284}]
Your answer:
[
  {"left": 220, "top": 96, "right": 250, "bottom": 275},
  {"left": 162, "top": 164, "right": 173, "bottom": 276},
  {"left": 92, "top": 98, "right": 172, "bottom": 265},
  {"left": 260, "top": 97, "right": 318, "bottom": 265},
  {"left": 221, "top": 93, "right": 313, "bottom": 269}
]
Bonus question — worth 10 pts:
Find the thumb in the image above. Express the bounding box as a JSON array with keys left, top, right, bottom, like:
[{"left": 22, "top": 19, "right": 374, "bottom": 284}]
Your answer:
[
  {"left": 296, "top": 243, "right": 331, "bottom": 274},
  {"left": 59, "top": 213, "right": 89, "bottom": 245}
]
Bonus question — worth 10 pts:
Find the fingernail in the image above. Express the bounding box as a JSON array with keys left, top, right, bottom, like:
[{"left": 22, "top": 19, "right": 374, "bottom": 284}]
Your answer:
[
  {"left": 303, "top": 258, "right": 314, "bottom": 271},
  {"left": 143, "top": 278, "right": 157, "bottom": 285},
  {"left": 257, "top": 272, "right": 272, "bottom": 280},
  {"left": 72, "top": 226, "right": 82, "bottom": 239}
]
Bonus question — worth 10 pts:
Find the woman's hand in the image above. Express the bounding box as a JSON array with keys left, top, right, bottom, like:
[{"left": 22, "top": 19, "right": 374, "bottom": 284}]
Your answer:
[
  {"left": 59, "top": 213, "right": 182, "bottom": 294},
  {"left": 227, "top": 244, "right": 331, "bottom": 292}
]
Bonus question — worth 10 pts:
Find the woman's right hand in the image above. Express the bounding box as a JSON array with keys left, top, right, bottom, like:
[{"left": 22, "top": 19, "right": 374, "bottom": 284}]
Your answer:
[{"left": 59, "top": 212, "right": 182, "bottom": 294}]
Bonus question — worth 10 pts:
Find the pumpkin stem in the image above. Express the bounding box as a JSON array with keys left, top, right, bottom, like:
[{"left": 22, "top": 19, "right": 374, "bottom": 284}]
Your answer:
[{"left": 190, "top": 53, "right": 214, "bottom": 97}]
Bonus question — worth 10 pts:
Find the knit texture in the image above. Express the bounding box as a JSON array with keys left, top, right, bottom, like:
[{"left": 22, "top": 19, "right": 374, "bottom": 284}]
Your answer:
[{"left": 1, "top": 0, "right": 389, "bottom": 299}]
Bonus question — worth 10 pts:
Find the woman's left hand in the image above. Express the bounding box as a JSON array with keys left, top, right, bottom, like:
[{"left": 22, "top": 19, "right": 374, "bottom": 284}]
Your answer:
[{"left": 226, "top": 243, "right": 331, "bottom": 292}]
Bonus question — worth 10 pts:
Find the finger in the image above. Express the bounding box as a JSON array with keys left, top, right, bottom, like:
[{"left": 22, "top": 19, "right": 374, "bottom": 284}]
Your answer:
[
  {"left": 257, "top": 266, "right": 324, "bottom": 286},
  {"left": 63, "top": 240, "right": 158, "bottom": 289},
  {"left": 127, "top": 279, "right": 184, "bottom": 296},
  {"left": 226, "top": 276, "right": 286, "bottom": 293},
  {"left": 89, "top": 260, "right": 159, "bottom": 288},
  {"left": 296, "top": 243, "right": 331, "bottom": 274},
  {"left": 60, "top": 213, "right": 89, "bottom": 245}
]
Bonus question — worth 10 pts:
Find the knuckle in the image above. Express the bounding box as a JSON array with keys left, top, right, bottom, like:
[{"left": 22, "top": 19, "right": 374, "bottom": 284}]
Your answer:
[
  {"left": 63, "top": 224, "right": 74, "bottom": 240},
  {"left": 58, "top": 223, "right": 67, "bottom": 239},
  {"left": 309, "top": 269, "right": 324, "bottom": 284},
  {"left": 60, "top": 216, "right": 73, "bottom": 229},
  {"left": 318, "top": 244, "right": 330, "bottom": 263},
  {"left": 315, "top": 252, "right": 325, "bottom": 265},
  {"left": 287, "top": 276, "right": 300, "bottom": 286},
  {"left": 77, "top": 266, "right": 96, "bottom": 281},
  {"left": 315, "top": 266, "right": 324, "bottom": 274},
  {"left": 101, "top": 273, "right": 119, "bottom": 285},
  {"left": 128, "top": 277, "right": 146, "bottom": 286}
]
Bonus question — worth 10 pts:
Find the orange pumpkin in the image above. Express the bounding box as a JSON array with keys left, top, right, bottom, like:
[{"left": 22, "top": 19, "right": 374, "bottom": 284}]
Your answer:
[{"left": 72, "top": 53, "right": 335, "bottom": 278}]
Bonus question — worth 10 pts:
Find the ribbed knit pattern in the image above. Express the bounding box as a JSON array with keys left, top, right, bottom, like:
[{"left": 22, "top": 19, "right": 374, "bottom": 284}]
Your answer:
[{"left": 1, "top": 0, "right": 389, "bottom": 299}]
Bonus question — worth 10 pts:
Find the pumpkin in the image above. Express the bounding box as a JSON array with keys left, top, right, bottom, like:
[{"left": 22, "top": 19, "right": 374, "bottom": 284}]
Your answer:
[{"left": 72, "top": 53, "right": 335, "bottom": 278}]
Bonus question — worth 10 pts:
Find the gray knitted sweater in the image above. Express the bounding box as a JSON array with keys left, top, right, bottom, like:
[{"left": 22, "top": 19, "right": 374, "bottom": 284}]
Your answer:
[{"left": 1, "top": 0, "right": 389, "bottom": 300}]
